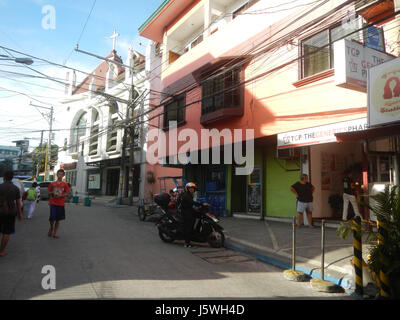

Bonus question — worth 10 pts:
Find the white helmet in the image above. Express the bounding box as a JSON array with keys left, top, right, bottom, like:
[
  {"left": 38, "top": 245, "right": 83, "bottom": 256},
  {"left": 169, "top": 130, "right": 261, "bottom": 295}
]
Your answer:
[{"left": 185, "top": 182, "right": 197, "bottom": 191}]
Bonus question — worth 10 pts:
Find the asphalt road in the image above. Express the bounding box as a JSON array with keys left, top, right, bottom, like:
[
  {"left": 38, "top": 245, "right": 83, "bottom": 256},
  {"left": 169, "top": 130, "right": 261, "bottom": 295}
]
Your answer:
[{"left": 0, "top": 201, "right": 354, "bottom": 300}]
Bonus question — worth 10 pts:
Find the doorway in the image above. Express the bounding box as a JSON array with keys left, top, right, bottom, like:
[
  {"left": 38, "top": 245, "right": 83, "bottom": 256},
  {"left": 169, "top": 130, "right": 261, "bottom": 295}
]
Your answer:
[
  {"left": 106, "top": 168, "right": 120, "bottom": 196},
  {"left": 231, "top": 167, "right": 247, "bottom": 213}
]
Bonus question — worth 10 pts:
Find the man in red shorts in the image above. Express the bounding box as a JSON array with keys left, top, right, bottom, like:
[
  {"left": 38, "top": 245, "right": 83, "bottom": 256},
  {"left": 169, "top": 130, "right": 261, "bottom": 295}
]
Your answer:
[{"left": 48, "top": 169, "right": 70, "bottom": 239}]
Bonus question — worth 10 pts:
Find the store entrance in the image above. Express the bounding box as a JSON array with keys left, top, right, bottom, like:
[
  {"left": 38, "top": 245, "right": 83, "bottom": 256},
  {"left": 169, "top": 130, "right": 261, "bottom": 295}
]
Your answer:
[
  {"left": 231, "top": 168, "right": 247, "bottom": 213},
  {"left": 106, "top": 168, "right": 120, "bottom": 196}
]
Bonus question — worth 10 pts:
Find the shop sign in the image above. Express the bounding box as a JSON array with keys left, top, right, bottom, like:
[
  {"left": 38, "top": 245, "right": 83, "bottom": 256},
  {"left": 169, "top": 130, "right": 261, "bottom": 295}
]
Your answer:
[
  {"left": 277, "top": 118, "right": 368, "bottom": 149},
  {"left": 334, "top": 39, "right": 394, "bottom": 92},
  {"left": 363, "top": 25, "right": 385, "bottom": 53},
  {"left": 60, "top": 162, "right": 77, "bottom": 171},
  {"left": 88, "top": 173, "right": 101, "bottom": 189},
  {"left": 368, "top": 57, "right": 400, "bottom": 127}
]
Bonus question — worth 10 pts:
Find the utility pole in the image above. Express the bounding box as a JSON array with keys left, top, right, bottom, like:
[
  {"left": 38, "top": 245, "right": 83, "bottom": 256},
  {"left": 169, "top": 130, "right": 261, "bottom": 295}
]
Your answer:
[
  {"left": 35, "top": 130, "right": 44, "bottom": 178},
  {"left": 30, "top": 103, "right": 53, "bottom": 182},
  {"left": 44, "top": 106, "right": 54, "bottom": 181}
]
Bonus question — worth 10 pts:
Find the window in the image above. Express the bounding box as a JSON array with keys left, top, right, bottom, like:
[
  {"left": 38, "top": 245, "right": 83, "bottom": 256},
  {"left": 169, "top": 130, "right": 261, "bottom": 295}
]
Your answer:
[
  {"left": 164, "top": 96, "right": 185, "bottom": 128},
  {"left": 89, "top": 125, "right": 99, "bottom": 156},
  {"left": 301, "top": 23, "right": 360, "bottom": 78},
  {"left": 106, "top": 118, "right": 118, "bottom": 152},
  {"left": 66, "top": 171, "right": 77, "bottom": 187},
  {"left": 201, "top": 68, "right": 242, "bottom": 115},
  {"left": 89, "top": 109, "right": 100, "bottom": 156},
  {"left": 107, "top": 103, "right": 119, "bottom": 152},
  {"left": 70, "top": 112, "right": 87, "bottom": 153}
]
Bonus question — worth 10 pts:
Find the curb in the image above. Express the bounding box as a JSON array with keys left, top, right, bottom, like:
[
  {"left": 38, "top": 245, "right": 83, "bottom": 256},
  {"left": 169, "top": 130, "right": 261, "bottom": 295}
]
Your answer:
[{"left": 225, "top": 241, "right": 352, "bottom": 294}]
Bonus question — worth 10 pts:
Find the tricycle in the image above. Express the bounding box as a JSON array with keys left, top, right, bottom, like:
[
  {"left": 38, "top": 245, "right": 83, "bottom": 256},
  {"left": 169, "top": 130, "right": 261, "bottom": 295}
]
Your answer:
[{"left": 138, "top": 198, "right": 161, "bottom": 221}]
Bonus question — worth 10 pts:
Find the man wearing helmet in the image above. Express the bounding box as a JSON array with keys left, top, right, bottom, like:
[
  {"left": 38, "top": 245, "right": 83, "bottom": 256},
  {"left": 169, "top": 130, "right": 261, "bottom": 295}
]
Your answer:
[{"left": 180, "top": 182, "right": 207, "bottom": 248}]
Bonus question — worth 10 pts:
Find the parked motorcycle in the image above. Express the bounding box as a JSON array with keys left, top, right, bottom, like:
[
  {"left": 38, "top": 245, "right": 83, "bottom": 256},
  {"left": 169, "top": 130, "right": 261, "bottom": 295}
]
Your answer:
[{"left": 154, "top": 193, "right": 225, "bottom": 248}]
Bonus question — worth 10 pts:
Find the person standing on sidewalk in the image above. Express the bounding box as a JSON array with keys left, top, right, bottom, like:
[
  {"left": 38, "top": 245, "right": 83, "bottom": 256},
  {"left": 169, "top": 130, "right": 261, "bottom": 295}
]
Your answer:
[
  {"left": 48, "top": 169, "right": 70, "bottom": 239},
  {"left": 342, "top": 169, "right": 362, "bottom": 221},
  {"left": 290, "top": 174, "right": 315, "bottom": 228},
  {"left": 25, "top": 182, "right": 39, "bottom": 219},
  {"left": 0, "top": 171, "right": 22, "bottom": 257}
]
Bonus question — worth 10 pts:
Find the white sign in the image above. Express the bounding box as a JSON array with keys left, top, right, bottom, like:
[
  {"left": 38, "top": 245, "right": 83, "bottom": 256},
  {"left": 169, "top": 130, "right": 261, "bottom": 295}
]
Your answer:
[
  {"left": 88, "top": 173, "right": 101, "bottom": 189},
  {"left": 368, "top": 57, "right": 400, "bottom": 127},
  {"left": 334, "top": 39, "right": 394, "bottom": 92},
  {"left": 277, "top": 118, "right": 368, "bottom": 149}
]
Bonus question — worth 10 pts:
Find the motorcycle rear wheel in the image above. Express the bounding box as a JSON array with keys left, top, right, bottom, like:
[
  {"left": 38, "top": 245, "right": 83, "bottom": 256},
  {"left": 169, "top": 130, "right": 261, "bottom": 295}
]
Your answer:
[
  {"left": 207, "top": 229, "right": 225, "bottom": 248},
  {"left": 158, "top": 228, "right": 175, "bottom": 243}
]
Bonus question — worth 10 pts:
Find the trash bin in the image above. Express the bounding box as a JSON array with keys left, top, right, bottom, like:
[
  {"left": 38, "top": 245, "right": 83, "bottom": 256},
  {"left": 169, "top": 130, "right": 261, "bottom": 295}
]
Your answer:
[
  {"left": 84, "top": 197, "right": 91, "bottom": 206},
  {"left": 72, "top": 196, "right": 79, "bottom": 204}
]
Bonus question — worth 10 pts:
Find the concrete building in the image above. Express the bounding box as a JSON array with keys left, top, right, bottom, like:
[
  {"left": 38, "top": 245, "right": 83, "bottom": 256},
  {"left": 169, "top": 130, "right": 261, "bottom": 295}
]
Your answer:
[
  {"left": 56, "top": 46, "right": 149, "bottom": 201},
  {"left": 138, "top": 0, "right": 400, "bottom": 220}
]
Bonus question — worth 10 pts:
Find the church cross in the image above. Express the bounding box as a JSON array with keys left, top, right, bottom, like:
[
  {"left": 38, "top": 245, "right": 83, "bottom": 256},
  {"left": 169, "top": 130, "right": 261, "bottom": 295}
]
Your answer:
[{"left": 109, "top": 29, "right": 120, "bottom": 51}]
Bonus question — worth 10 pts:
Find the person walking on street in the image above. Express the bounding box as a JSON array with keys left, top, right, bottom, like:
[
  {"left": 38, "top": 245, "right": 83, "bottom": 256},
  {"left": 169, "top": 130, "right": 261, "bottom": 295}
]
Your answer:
[
  {"left": 290, "top": 174, "right": 315, "bottom": 228},
  {"left": 25, "top": 182, "right": 38, "bottom": 219},
  {"left": 48, "top": 169, "right": 70, "bottom": 239},
  {"left": 180, "top": 182, "right": 208, "bottom": 248},
  {"left": 0, "top": 171, "right": 22, "bottom": 257},
  {"left": 342, "top": 169, "right": 362, "bottom": 221}
]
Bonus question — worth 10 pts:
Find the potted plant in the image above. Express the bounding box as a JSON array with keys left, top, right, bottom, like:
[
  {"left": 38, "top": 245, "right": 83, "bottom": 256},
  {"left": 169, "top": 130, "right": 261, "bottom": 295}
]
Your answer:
[{"left": 337, "top": 185, "right": 400, "bottom": 298}]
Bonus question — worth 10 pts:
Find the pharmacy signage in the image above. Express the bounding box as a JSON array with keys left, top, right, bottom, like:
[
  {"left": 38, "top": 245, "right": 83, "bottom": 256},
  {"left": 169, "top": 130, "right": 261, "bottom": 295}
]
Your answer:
[
  {"left": 277, "top": 118, "right": 368, "bottom": 149},
  {"left": 368, "top": 57, "right": 400, "bottom": 127},
  {"left": 334, "top": 39, "right": 394, "bottom": 92}
]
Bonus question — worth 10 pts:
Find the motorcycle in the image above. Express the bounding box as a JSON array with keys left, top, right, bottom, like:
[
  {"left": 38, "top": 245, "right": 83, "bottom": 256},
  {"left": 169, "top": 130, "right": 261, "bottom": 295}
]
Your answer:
[{"left": 156, "top": 202, "right": 225, "bottom": 248}]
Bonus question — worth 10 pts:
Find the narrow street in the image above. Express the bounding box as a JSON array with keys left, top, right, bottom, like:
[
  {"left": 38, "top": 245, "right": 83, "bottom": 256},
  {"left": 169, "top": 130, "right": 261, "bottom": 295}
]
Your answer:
[{"left": 0, "top": 201, "right": 353, "bottom": 300}]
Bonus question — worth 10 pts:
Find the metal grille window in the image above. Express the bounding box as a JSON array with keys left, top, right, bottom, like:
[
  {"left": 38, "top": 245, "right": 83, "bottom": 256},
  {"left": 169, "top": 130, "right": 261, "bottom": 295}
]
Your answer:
[
  {"left": 164, "top": 96, "right": 185, "bottom": 128},
  {"left": 106, "top": 118, "right": 118, "bottom": 152},
  {"left": 201, "top": 68, "right": 242, "bottom": 115},
  {"left": 89, "top": 125, "right": 99, "bottom": 156},
  {"left": 89, "top": 109, "right": 100, "bottom": 156}
]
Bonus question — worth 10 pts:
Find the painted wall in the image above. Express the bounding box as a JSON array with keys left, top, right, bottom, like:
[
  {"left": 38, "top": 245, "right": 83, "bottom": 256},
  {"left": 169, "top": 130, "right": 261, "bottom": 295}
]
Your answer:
[
  {"left": 157, "top": 0, "right": 374, "bottom": 156},
  {"left": 265, "top": 146, "right": 300, "bottom": 218},
  {"left": 144, "top": 41, "right": 182, "bottom": 198}
]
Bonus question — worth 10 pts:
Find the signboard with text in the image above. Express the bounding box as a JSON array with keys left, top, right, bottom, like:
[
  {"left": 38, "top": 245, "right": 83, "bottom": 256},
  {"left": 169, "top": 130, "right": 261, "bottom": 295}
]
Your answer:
[
  {"left": 88, "top": 173, "right": 101, "bottom": 190},
  {"left": 277, "top": 118, "right": 368, "bottom": 149},
  {"left": 364, "top": 25, "right": 385, "bottom": 52},
  {"left": 368, "top": 57, "right": 400, "bottom": 127},
  {"left": 334, "top": 39, "right": 394, "bottom": 92}
]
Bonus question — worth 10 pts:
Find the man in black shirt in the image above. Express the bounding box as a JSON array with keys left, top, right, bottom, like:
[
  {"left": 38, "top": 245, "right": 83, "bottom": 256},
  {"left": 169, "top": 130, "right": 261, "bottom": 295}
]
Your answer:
[
  {"left": 290, "top": 174, "right": 315, "bottom": 227},
  {"left": 342, "top": 169, "right": 362, "bottom": 221},
  {"left": 0, "top": 171, "right": 22, "bottom": 257}
]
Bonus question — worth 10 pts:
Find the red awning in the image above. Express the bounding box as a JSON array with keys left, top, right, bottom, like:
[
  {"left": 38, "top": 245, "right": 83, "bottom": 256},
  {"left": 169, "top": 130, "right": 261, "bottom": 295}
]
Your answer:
[{"left": 335, "top": 123, "right": 400, "bottom": 142}]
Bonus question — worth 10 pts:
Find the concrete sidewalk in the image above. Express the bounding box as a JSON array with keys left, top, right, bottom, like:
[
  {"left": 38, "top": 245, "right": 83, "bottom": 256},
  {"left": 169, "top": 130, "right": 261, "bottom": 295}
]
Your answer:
[
  {"left": 87, "top": 196, "right": 375, "bottom": 295},
  {"left": 220, "top": 215, "right": 374, "bottom": 295}
]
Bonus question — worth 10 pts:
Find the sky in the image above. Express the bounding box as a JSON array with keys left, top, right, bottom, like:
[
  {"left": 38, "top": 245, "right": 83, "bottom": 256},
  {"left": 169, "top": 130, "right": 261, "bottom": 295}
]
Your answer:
[{"left": 0, "top": 0, "right": 163, "bottom": 149}]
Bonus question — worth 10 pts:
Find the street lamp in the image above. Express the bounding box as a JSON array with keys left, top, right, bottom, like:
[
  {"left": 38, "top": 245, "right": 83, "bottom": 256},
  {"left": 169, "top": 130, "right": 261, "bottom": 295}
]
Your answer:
[{"left": 0, "top": 54, "right": 34, "bottom": 65}]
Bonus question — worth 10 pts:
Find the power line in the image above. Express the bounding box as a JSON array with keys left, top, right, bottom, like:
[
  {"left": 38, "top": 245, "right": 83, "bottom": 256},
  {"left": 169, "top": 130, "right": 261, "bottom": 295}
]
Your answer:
[{"left": 64, "top": 0, "right": 97, "bottom": 65}]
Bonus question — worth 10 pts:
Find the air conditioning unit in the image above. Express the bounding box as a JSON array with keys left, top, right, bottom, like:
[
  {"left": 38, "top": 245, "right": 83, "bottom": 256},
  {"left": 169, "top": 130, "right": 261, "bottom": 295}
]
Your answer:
[{"left": 277, "top": 148, "right": 301, "bottom": 159}]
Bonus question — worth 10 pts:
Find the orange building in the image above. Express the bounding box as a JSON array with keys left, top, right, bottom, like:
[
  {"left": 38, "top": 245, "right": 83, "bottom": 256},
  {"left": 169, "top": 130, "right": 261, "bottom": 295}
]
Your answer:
[{"left": 139, "top": 0, "right": 400, "bottom": 220}]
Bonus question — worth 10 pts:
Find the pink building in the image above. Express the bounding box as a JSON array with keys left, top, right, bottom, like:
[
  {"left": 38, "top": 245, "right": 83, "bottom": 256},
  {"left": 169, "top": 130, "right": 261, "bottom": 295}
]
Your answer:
[{"left": 139, "top": 0, "right": 400, "bottom": 220}]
